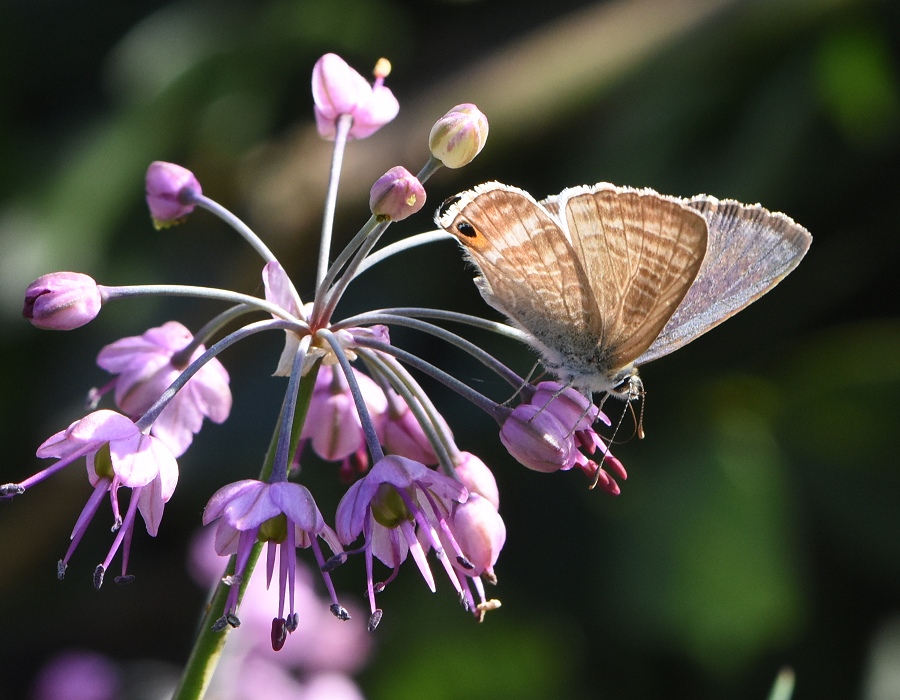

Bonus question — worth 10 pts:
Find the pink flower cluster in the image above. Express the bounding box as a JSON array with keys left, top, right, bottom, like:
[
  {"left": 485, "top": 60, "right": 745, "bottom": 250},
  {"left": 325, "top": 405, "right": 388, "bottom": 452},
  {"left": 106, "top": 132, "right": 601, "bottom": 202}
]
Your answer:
[{"left": 6, "top": 51, "right": 623, "bottom": 692}]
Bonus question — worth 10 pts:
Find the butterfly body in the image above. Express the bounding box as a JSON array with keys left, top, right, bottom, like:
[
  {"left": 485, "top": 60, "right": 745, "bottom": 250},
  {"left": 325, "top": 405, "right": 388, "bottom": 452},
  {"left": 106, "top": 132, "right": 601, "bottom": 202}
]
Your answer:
[{"left": 437, "top": 181, "right": 811, "bottom": 396}]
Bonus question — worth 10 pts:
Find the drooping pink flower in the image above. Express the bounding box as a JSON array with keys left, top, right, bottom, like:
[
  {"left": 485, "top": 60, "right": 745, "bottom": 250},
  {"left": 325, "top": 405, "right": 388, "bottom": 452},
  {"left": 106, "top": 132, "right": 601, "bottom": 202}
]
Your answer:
[
  {"left": 95, "top": 321, "right": 231, "bottom": 457},
  {"left": 377, "top": 390, "right": 443, "bottom": 465},
  {"left": 312, "top": 54, "right": 399, "bottom": 141},
  {"left": 23, "top": 272, "right": 103, "bottom": 331},
  {"left": 439, "top": 493, "right": 506, "bottom": 620},
  {"left": 300, "top": 364, "right": 387, "bottom": 480},
  {"left": 203, "top": 479, "right": 348, "bottom": 651},
  {"left": 499, "top": 402, "right": 575, "bottom": 473},
  {"left": 453, "top": 452, "right": 499, "bottom": 509},
  {"left": 499, "top": 382, "right": 626, "bottom": 493},
  {"left": 334, "top": 455, "right": 468, "bottom": 628},
  {"left": 2, "top": 410, "right": 178, "bottom": 585},
  {"left": 145, "top": 161, "right": 202, "bottom": 229},
  {"left": 188, "top": 527, "right": 372, "bottom": 676}
]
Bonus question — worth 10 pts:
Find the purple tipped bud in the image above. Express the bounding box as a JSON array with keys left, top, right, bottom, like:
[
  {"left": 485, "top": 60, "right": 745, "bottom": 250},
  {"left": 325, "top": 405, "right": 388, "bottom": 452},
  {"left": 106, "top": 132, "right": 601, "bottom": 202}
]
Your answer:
[
  {"left": 145, "top": 161, "right": 202, "bottom": 229},
  {"left": 429, "top": 103, "right": 489, "bottom": 169},
  {"left": 369, "top": 166, "right": 426, "bottom": 221},
  {"left": 23, "top": 272, "right": 102, "bottom": 330}
]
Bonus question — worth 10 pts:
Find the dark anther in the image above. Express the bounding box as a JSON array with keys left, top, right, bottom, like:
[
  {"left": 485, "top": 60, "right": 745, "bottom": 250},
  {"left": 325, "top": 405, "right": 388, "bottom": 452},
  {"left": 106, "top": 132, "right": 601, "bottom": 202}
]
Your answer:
[
  {"left": 456, "top": 555, "right": 475, "bottom": 570},
  {"left": 373, "top": 581, "right": 386, "bottom": 594},
  {"left": 321, "top": 552, "right": 347, "bottom": 573},
  {"left": 367, "top": 609, "right": 383, "bottom": 632},
  {"left": 93, "top": 565, "right": 106, "bottom": 590},
  {"left": 1, "top": 483, "right": 24, "bottom": 498},
  {"left": 271, "top": 617, "right": 288, "bottom": 651},
  {"left": 225, "top": 613, "right": 241, "bottom": 628},
  {"left": 211, "top": 616, "right": 229, "bottom": 632},
  {"left": 114, "top": 574, "right": 136, "bottom": 585},
  {"left": 329, "top": 603, "right": 351, "bottom": 621},
  {"left": 286, "top": 612, "right": 299, "bottom": 633},
  {"left": 459, "top": 592, "right": 471, "bottom": 613},
  {"left": 57, "top": 560, "right": 67, "bottom": 581}
]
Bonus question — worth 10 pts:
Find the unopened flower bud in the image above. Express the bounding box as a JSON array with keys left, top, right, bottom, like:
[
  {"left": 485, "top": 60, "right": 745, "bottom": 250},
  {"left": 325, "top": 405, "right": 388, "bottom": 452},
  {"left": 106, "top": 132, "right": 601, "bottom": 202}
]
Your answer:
[
  {"left": 499, "top": 403, "right": 575, "bottom": 473},
  {"left": 429, "top": 104, "right": 489, "bottom": 169},
  {"left": 145, "top": 161, "right": 202, "bottom": 229},
  {"left": 451, "top": 494, "right": 505, "bottom": 578},
  {"left": 23, "top": 272, "right": 102, "bottom": 330},
  {"left": 369, "top": 166, "right": 426, "bottom": 221},
  {"left": 454, "top": 452, "right": 499, "bottom": 509}
]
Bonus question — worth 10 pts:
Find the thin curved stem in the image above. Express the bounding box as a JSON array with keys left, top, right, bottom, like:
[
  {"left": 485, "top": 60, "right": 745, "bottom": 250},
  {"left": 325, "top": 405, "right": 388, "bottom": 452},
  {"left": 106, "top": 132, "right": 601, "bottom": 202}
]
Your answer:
[
  {"left": 100, "top": 284, "right": 306, "bottom": 327},
  {"left": 351, "top": 230, "right": 456, "bottom": 278},
  {"left": 135, "top": 319, "right": 296, "bottom": 431},
  {"left": 190, "top": 194, "right": 278, "bottom": 264},
  {"left": 318, "top": 329, "right": 385, "bottom": 463},
  {"left": 351, "top": 335, "right": 504, "bottom": 423}
]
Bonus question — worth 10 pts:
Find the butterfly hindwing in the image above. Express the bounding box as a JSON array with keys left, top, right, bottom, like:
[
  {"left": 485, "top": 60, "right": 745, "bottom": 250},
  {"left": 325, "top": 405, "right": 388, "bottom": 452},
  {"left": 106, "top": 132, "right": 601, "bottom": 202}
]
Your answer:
[{"left": 636, "top": 195, "right": 812, "bottom": 365}]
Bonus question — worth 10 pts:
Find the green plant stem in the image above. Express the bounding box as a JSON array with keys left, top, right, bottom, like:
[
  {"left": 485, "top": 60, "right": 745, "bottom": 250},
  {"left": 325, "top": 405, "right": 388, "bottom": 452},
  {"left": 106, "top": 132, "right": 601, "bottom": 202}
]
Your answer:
[{"left": 171, "top": 360, "right": 321, "bottom": 700}]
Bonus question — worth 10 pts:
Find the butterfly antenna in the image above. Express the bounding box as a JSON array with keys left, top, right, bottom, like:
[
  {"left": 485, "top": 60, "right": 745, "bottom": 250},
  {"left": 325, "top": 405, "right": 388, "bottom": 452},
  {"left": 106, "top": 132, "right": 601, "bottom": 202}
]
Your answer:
[
  {"left": 589, "top": 376, "right": 642, "bottom": 490},
  {"left": 633, "top": 387, "right": 646, "bottom": 440}
]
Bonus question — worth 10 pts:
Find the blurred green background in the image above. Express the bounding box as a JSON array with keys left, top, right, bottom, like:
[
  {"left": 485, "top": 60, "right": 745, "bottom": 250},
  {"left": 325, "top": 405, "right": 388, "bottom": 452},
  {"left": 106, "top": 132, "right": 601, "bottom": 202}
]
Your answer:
[{"left": 1, "top": 0, "right": 899, "bottom": 698}]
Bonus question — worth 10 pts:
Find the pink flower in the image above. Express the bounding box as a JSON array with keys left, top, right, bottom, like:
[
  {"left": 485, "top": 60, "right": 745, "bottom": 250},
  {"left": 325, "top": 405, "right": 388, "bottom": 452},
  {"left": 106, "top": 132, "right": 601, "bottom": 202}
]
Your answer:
[
  {"left": 499, "top": 382, "right": 627, "bottom": 493},
  {"left": 301, "top": 365, "right": 387, "bottom": 480},
  {"left": 449, "top": 494, "right": 505, "bottom": 580},
  {"left": 334, "top": 455, "right": 468, "bottom": 628},
  {"left": 441, "top": 493, "right": 505, "bottom": 620},
  {"left": 312, "top": 54, "right": 399, "bottom": 140},
  {"left": 453, "top": 452, "right": 499, "bottom": 509},
  {"left": 2, "top": 410, "right": 178, "bottom": 585},
  {"left": 377, "top": 390, "right": 443, "bottom": 465},
  {"left": 369, "top": 166, "right": 426, "bottom": 221},
  {"left": 188, "top": 527, "right": 371, "bottom": 676},
  {"left": 499, "top": 402, "right": 575, "bottom": 473},
  {"left": 145, "top": 161, "right": 202, "bottom": 229},
  {"left": 203, "top": 479, "right": 348, "bottom": 651},
  {"left": 95, "top": 321, "right": 232, "bottom": 457},
  {"left": 23, "top": 272, "right": 103, "bottom": 331}
]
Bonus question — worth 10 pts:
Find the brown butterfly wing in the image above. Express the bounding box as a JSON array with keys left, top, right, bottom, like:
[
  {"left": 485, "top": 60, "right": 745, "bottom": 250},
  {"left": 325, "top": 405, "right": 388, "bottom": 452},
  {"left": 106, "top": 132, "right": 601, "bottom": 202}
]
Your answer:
[
  {"left": 560, "top": 185, "right": 709, "bottom": 371},
  {"left": 437, "top": 182, "right": 602, "bottom": 372},
  {"left": 635, "top": 195, "right": 812, "bottom": 365}
]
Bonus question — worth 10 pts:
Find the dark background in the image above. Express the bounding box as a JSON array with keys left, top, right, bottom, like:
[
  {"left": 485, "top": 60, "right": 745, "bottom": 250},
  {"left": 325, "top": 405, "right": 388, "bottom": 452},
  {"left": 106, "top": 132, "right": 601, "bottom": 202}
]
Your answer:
[{"left": 1, "top": 0, "right": 899, "bottom": 698}]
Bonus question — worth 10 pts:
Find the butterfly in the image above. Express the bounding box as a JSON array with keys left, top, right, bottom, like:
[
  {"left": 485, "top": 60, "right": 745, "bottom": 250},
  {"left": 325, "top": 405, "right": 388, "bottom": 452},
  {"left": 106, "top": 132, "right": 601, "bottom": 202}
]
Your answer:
[{"left": 436, "top": 181, "right": 812, "bottom": 399}]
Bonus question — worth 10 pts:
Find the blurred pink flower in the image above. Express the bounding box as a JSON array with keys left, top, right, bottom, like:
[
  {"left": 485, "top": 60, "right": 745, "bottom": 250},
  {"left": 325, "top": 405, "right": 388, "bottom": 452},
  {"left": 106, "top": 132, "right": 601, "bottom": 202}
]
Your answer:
[{"left": 96, "top": 321, "right": 232, "bottom": 457}]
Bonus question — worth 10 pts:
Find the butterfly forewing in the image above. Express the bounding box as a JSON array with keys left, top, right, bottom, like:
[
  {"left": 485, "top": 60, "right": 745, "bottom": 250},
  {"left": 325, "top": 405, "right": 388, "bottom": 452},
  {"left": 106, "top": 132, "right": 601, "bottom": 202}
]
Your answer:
[
  {"left": 439, "top": 183, "right": 602, "bottom": 369},
  {"left": 560, "top": 186, "right": 708, "bottom": 371},
  {"left": 635, "top": 196, "right": 812, "bottom": 365}
]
